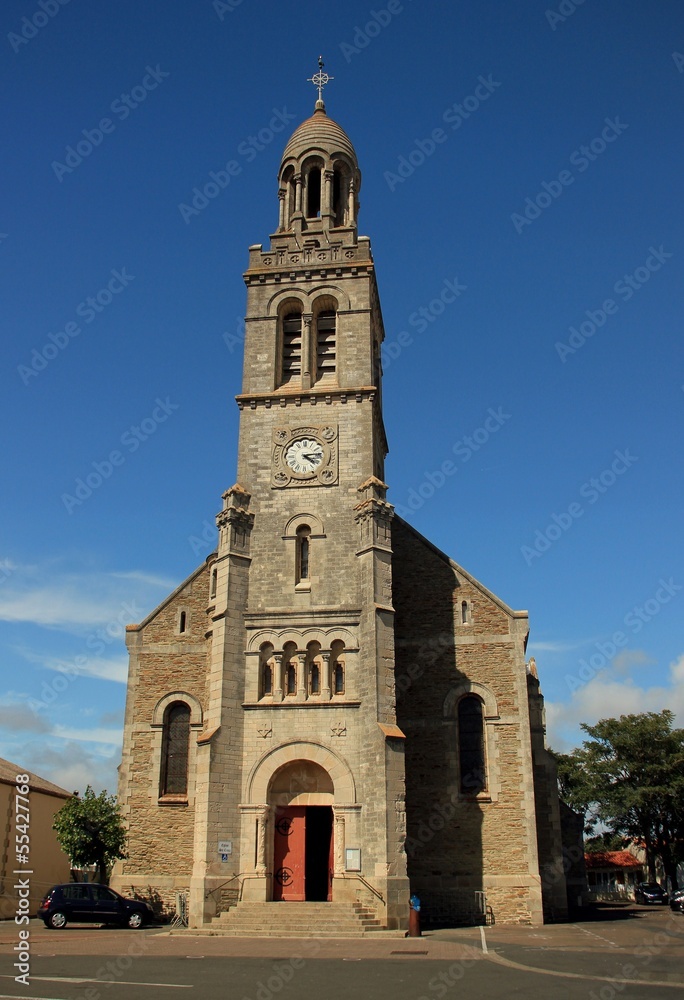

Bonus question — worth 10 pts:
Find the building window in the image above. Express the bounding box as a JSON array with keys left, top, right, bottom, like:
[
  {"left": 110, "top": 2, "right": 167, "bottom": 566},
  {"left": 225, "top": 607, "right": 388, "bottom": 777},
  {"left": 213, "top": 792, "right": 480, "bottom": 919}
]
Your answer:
[
  {"left": 306, "top": 166, "right": 321, "bottom": 218},
  {"left": 316, "top": 311, "right": 336, "bottom": 380},
  {"left": 458, "top": 696, "right": 486, "bottom": 795},
  {"left": 160, "top": 702, "right": 190, "bottom": 797},
  {"left": 296, "top": 525, "right": 311, "bottom": 583},
  {"left": 281, "top": 312, "right": 302, "bottom": 384},
  {"left": 286, "top": 662, "right": 297, "bottom": 696},
  {"left": 179, "top": 611, "right": 187, "bottom": 634},
  {"left": 261, "top": 660, "right": 273, "bottom": 696},
  {"left": 334, "top": 662, "right": 345, "bottom": 695},
  {"left": 210, "top": 568, "right": 217, "bottom": 599},
  {"left": 461, "top": 601, "right": 468, "bottom": 624},
  {"left": 309, "top": 661, "right": 320, "bottom": 695}
]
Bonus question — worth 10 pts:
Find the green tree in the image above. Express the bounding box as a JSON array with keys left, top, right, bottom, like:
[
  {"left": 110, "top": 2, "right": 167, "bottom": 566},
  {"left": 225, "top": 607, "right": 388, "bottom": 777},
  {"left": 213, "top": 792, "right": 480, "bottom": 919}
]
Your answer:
[
  {"left": 52, "top": 786, "right": 127, "bottom": 884},
  {"left": 576, "top": 711, "right": 684, "bottom": 888}
]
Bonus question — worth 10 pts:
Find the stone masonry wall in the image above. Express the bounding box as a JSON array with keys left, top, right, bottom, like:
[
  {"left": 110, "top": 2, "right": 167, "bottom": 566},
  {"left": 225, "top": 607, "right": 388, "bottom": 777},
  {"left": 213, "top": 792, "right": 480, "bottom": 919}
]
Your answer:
[{"left": 392, "top": 518, "right": 545, "bottom": 926}]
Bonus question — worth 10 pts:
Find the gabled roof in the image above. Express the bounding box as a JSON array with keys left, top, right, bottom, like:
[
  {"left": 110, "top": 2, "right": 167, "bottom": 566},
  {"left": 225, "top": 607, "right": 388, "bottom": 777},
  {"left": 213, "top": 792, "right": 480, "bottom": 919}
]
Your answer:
[
  {"left": 393, "top": 515, "right": 529, "bottom": 620},
  {"left": 0, "top": 757, "right": 71, "bottom": 799},
  {"left": 126, "top": 555, "right": 215, "bottom": 632}
]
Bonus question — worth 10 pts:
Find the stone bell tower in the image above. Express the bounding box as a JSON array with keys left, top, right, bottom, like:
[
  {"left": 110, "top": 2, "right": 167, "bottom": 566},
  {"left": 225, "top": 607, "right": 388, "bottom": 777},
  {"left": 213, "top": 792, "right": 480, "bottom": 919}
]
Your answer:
[{"left": 187, "top": 66, "right": 410, "bottom": 928}]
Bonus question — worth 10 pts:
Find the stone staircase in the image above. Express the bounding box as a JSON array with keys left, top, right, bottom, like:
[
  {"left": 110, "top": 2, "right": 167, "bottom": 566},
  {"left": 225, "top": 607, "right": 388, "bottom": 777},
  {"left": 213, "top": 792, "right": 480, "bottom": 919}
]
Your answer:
[{"left": 202, "top": 900, "right": 387, "bottom": 937}]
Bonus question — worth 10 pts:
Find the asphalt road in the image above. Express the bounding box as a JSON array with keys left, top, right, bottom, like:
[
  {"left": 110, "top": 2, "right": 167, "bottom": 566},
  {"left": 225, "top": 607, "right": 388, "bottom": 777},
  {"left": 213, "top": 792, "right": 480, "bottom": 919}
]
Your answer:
[{"left": 0, "top": 904, "right": 681, "bottom": 1000}]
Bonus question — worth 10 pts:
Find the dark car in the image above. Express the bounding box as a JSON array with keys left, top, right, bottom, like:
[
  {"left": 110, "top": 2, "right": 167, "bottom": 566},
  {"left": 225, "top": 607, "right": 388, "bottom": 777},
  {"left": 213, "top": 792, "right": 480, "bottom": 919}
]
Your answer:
[
  {"left": 634, "top": 882, "right": 669, "bottom": 905},
  {"left": 670, "top": 888, "right": 684, "bottom": 913},
  {"left": 37, "top": 883, "right": 154, "bottom": 929}
]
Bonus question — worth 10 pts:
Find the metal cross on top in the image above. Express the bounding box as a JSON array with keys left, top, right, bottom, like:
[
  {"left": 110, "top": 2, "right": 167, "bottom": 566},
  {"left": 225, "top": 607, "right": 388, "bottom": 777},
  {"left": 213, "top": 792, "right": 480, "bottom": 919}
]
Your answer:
[{"left": 308, "top": 56, "right": 333, "bottom": 102}]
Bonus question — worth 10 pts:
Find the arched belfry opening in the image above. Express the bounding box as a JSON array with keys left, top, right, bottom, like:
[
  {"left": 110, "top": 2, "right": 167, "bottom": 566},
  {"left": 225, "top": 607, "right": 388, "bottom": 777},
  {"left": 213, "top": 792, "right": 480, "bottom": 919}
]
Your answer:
[
  {"left": 276, "top": 99, "right": 361, "bottom": 236},
  {"left": 269, "top": 760, "right": 334, "bottom": 902}
]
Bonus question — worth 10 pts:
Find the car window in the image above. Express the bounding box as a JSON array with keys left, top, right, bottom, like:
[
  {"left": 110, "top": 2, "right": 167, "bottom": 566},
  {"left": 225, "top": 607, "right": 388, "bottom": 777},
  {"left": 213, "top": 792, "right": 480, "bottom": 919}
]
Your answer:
[
  {"left": 91, "top": 886, "right": 118, "bottom": 901},
  {"left": 62, "top": 885, "right": 90, "bottom": 900}
]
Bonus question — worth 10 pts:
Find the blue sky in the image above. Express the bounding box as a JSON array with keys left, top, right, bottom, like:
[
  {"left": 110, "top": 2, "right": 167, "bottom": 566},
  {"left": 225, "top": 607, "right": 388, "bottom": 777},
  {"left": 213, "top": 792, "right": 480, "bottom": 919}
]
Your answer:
[{"left": 1, "top": 0, "right": 683, "bottom": 793}]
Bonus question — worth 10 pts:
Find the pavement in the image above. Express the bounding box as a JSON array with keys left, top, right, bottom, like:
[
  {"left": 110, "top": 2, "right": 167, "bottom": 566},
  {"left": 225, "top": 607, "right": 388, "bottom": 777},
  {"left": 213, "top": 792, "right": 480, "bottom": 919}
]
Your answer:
[{"left": 0, "top": 902, "right": 681, "bottom": 999}]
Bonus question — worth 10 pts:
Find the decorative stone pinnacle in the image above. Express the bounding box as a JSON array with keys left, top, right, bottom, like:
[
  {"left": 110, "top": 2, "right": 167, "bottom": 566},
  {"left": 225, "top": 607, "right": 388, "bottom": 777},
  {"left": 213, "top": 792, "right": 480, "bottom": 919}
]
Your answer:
[{"left": 308, "top": 55, "right": 333, "bottom": 108}]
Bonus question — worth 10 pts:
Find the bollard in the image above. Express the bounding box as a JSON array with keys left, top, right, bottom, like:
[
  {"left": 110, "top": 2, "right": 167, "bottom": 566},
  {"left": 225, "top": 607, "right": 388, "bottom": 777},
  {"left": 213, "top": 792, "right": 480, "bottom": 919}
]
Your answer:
[{"left": 408, "top": 894, "right": 421, "bottom": 936}]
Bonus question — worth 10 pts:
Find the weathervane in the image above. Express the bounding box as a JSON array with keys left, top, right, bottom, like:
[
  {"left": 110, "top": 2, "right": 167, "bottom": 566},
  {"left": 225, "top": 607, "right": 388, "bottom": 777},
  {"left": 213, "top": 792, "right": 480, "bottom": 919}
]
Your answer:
[{"left": 308, "top": 56, "right": 333, "bottom": 103}]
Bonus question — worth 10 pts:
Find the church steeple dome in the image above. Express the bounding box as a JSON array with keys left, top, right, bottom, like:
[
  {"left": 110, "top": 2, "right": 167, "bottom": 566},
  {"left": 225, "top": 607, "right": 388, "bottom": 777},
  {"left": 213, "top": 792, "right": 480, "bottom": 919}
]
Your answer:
[{"left": 276, "top": 65, "right": 361, "bottom": 236}]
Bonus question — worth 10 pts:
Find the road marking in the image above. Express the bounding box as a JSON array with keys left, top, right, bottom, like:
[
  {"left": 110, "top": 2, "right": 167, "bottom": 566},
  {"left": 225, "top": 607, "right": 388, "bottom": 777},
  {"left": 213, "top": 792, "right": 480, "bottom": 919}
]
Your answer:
[
  {"left": 479, "top": 925, "right": 488, "bottom": 954},
  {"left": 0, "top": 975, "right": 191, "bottom": 989},
  {"left": 573, "top": 924, "right": 621, "bottom": 949},
  {"left": 486, "top": 949, "right": 684, "bottom": 988}
]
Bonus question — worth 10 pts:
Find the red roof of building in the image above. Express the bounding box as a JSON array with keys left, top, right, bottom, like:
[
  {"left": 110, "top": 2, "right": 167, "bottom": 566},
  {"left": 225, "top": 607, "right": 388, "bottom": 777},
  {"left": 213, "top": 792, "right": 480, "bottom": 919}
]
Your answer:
[{"left": 584, "top": 850, "right": 642, "bottom": 869}]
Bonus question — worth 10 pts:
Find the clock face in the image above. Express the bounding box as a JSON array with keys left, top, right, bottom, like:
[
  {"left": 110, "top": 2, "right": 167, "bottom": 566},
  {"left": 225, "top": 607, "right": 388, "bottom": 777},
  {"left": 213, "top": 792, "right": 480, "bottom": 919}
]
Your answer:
[{"left": 284, "top": 438, "right": 324, "bottom": 475}]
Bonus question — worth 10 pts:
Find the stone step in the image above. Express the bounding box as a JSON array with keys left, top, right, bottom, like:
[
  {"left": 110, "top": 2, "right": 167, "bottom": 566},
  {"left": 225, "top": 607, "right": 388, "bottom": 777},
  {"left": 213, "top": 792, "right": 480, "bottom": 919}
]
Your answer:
[{"left": 208, "top": 900, "right": 385, "bottom": 937}]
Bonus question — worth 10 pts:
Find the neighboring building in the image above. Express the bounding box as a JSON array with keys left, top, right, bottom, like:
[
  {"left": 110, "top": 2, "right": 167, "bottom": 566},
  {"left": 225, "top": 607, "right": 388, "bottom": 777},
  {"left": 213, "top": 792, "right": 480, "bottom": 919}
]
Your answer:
[
  {"left": 585, "top": 850, "right": 644, "bottom": 899},
  {"left": 111, "top": 83, "right": 568, "bottom": 931},
  {"left": 0, "top": 758, "right": 71, "bottom": 918}
]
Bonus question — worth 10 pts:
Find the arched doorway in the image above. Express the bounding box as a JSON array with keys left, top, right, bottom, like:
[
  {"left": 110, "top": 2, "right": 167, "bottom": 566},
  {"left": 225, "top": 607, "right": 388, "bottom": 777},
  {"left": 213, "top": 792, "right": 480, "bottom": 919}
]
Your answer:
[{"left": 269, "top": 760, "right": 334, "bottom": 902}]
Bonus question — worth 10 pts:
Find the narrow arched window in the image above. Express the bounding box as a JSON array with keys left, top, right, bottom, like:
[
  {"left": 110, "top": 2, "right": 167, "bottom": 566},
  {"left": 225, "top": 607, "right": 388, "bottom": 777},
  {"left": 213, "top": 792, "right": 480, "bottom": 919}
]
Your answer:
[
  {"left": 461, "top": 601, "right": 468, "bottom": 624},
  {"left": 310, "top": 661, "right": 320, "bottom": 695},
  {"left": 210, "top": 568, "right": 217, "bottom": 599},
  {"left": 179, "top": 611, "right": 187, "bottom": 634},
  {"left": 160, "top": 702, "right": 190, "bottom": 796},
  {"left": 261, "top": 660, "right": 273, "bottom": 696},
  {"left": 458, "top": 696, "right": 486, "bottom": 794},
  {"left": 286, "top": 662, "right": 297, "bottom": 696},
  {"left": 296, "top": 525, "right": 311, "bottom": 583},
  {"left": 334, "top": 661, "right": 345, "bottom": 695},
  {"left": 316, "top": 311, "right": 336, "bottom": 380},
  {"left": 306, "top": 167, "right": 321, "bottom": 218},
  {"left": 281, "top": 312, "right": 302, "bottom": 385}
]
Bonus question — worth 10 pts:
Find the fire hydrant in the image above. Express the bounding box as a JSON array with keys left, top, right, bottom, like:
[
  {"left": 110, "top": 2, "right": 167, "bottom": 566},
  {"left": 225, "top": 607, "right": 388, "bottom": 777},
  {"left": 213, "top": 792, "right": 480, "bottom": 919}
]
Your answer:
[{"left": 408, "top": 894, "right": 421, "bottom": 937}]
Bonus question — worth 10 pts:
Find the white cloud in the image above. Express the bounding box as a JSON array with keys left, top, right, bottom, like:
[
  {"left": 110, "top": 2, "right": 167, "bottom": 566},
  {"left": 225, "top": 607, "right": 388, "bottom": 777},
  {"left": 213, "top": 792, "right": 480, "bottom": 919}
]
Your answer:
[
  {"left": 546, "top": 653, "right": 684, "bottom": 752},
  {"left": 52, "top": 725, "right": 122, "bottom": 746},
  {"left": 18, "top": 739, "right": 120, "bottom": 795},
  {"left": 17, "top": 647, "right": 128, "bottom": 684},
  {"left": 0, "top": 560, "right": 167, "bottom": 632}
]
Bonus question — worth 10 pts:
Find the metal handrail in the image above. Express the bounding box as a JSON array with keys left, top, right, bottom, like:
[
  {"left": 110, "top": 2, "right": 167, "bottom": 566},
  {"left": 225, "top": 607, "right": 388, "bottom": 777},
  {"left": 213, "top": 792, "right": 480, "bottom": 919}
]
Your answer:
[
  {"left": 336, "top": 873, "right": 385, "bottom": 904},
  {"left": 204, "top": 872, "right": 256, "bottom": 900}
]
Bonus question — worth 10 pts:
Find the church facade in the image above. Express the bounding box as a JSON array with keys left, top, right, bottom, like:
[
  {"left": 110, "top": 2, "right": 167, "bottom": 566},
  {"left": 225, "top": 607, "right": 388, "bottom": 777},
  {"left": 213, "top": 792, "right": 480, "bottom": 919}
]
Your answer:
[{"left": 111, "top": 88, "right": 568, "bottom": 931}]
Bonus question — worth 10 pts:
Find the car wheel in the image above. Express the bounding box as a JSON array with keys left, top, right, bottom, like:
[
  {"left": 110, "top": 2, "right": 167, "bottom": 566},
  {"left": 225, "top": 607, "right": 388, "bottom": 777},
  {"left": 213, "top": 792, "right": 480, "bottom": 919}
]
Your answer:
[
  {"left": 127, "top": 911, "right": 144, "bottom": 929},
  {"left": 48, "top": 911, "right": 68, "bottom": 929}
]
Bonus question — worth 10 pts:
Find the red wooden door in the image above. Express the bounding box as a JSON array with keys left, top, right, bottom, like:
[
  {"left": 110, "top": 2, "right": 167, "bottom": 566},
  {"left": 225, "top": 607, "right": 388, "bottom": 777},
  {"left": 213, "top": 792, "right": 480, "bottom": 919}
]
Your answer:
[{"left": 273, "top": 806, "right": 306, "bottom": 901}]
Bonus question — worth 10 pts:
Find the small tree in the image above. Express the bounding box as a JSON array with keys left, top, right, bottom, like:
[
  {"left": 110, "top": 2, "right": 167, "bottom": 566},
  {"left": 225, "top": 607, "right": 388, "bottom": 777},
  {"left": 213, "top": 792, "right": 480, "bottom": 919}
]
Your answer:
[{"left": 53, "top": 786, "right": 127, "bottom": 884}]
